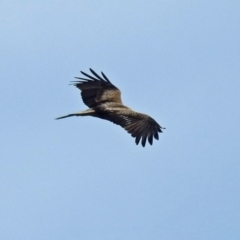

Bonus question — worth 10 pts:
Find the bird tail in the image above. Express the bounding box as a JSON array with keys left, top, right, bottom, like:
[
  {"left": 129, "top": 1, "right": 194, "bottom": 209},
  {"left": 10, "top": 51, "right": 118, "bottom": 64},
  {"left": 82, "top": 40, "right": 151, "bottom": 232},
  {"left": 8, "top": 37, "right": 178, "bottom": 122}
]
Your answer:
[{"left": 55, "top": 109, "right": 96, "bottom": 120}]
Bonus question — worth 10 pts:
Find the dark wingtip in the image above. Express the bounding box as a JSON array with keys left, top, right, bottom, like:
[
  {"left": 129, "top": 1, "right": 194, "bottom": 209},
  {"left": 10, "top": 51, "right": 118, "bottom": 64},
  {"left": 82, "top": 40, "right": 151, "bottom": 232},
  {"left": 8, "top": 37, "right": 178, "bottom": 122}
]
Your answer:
[
  {"left": 89, "top": 68, "right": 96, "bottom": 75},
  {"left": 154, "top": 131, "right": 159, "bottom": 140},
  {"left": 135, "top": 135, "right": 141, "bottom": 145},
  {"left": 101, "top": 71, "right": 110, "bottom": 82},
  {"left": 141, "top": 136, "right": 147, "bottom": 147},
  {"left": 89, "top": 68, "right": 107, "bottom": 82},
  {"left": 148, "top": 134, "right": 153, "bottom": 145},
  {"left": 80, "top": 70, "right": 99, "bottom": 81}
]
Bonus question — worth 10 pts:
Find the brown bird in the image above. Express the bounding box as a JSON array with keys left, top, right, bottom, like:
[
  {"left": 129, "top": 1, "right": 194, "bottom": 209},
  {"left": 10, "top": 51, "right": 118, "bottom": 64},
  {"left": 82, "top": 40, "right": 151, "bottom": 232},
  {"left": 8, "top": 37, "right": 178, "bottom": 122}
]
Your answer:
[{"left": 56, "top": 69, "right": 165, "bottom": 147}]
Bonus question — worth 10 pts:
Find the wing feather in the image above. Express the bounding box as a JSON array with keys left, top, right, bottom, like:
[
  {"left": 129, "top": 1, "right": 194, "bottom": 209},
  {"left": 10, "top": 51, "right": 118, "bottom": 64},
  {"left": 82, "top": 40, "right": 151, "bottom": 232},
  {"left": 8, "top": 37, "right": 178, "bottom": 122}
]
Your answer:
[
  {"left": 148, "top": 133, "right": 153, "bottom": 145},
  {"left": 99, "top": 111, "right": 163, "bottom": 147},
  {"left": 72, "top": 69, "right": 122, "bottom": 108},
  {"left": 89, "top": 68, "right": 108, "bottom": 82},
  {"left": 101, "top": 71, "right": 110, "bottom": 82}
]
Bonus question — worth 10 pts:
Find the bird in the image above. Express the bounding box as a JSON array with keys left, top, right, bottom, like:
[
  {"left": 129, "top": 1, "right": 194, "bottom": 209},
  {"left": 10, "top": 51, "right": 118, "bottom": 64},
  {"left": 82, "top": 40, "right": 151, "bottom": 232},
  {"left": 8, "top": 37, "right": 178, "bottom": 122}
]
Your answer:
[{"left": 56, "top": 68, "right": 165, "bottom": 147}]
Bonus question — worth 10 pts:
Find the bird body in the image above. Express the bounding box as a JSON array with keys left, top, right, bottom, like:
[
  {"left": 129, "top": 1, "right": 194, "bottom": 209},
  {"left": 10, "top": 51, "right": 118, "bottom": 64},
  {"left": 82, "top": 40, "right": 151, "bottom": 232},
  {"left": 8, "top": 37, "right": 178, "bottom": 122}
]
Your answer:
[{"left": 56, "top": 69, "right": 165, "bottom": 147}]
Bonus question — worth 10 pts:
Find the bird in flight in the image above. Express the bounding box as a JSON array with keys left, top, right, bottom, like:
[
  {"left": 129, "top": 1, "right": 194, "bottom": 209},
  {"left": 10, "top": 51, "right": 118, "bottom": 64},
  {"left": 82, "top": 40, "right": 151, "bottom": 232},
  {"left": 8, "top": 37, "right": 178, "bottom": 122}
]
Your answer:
[{"left": 56, "top": 69, "right": 165, "bottom": 147}]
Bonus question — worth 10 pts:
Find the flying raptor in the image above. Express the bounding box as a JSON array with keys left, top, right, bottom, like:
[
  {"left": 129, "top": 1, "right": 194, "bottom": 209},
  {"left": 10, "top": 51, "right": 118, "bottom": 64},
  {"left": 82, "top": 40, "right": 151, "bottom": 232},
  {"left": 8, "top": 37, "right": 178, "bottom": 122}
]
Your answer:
[{"left": 56, "top": 69, "right": 165, "bottom": 147}]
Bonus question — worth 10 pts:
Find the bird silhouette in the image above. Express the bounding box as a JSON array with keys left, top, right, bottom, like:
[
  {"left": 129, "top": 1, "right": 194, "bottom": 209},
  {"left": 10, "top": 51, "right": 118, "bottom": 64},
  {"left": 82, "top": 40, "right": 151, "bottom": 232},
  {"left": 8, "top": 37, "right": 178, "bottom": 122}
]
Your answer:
[{"left": 56, "top": 69, "right": 165, "bottom": 147}]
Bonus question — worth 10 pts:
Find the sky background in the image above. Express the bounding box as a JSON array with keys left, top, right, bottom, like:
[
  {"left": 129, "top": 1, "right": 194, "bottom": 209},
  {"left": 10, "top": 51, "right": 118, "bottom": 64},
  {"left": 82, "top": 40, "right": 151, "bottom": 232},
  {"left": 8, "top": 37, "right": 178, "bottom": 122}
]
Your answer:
[{"left": 1, "top": 1, "right": 240, "bottom": 239}]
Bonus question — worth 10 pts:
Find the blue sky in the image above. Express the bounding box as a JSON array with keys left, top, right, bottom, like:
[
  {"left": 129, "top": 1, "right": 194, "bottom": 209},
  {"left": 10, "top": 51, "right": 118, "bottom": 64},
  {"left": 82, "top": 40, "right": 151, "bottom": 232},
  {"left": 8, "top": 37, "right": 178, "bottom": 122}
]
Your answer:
[{"left": 1, "top": 1, "right": 240, "bottom": 239}]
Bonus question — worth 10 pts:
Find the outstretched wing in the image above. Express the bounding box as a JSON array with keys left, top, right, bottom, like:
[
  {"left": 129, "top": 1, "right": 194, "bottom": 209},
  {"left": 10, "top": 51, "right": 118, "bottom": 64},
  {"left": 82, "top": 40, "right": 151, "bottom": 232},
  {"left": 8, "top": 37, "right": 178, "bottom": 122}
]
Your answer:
[
  {"left": 72, "top": 68, "right": 122, "bottom": 108},
  {"left": 98, "top": 111, "right": 164, "bottom": 147}
]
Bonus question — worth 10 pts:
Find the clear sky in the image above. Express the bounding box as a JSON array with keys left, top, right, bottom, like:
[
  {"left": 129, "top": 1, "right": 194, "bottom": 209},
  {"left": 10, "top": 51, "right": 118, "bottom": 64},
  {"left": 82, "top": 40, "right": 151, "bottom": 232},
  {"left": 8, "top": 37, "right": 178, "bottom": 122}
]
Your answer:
[{"left": 1, "top": 1, "right": 240, "bottom": 239}]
